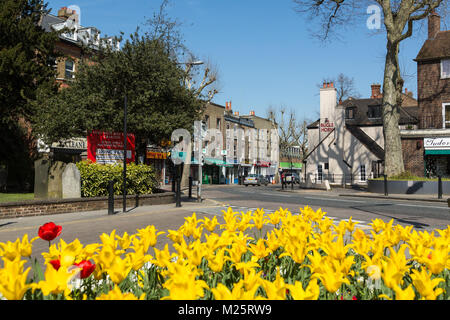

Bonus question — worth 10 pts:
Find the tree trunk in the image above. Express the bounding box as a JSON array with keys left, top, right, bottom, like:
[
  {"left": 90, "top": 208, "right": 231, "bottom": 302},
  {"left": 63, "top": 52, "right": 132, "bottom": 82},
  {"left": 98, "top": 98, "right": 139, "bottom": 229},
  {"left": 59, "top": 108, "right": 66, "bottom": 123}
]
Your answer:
[
  {"left": 180, "top": 139, "right": 192, "bottom": 189},
  {"left": 382, "top": 40, "right": 405, "bottom": 177}
]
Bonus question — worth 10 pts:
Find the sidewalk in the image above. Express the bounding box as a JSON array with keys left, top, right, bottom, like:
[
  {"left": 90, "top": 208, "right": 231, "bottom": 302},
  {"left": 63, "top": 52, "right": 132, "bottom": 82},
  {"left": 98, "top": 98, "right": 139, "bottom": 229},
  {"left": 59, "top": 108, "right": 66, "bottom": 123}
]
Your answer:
[{"left": 277, "top": 185, "right": 449, "bottom": 204}]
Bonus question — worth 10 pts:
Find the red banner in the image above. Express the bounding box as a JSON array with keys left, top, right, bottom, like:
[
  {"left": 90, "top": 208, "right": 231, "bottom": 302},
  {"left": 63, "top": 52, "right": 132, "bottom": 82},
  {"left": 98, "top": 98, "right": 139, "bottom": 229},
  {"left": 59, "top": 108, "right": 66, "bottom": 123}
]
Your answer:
[{"left": 87, "top": 130, "right": 135, "bottom": 164}]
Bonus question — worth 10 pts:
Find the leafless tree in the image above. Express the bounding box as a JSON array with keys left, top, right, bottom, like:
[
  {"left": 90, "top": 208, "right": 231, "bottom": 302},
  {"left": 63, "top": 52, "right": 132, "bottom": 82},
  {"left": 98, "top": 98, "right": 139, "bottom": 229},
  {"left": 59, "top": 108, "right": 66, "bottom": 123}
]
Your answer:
[
  {"left": 318, "top": 73, "right": 360, "bottom": 102},
  {"left": 267, "top": 106, "right": 309, "bottom": 161},
  {"left": 293, "top": 0, "right": 448, "bottom": 176}
]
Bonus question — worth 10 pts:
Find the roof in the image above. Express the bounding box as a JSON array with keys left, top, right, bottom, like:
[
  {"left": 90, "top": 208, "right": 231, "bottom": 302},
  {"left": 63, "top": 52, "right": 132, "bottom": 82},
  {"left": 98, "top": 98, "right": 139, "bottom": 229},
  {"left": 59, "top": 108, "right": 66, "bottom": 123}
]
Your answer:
[
  {"left": 307, "top": 94, "right": 418, "bottom": 129},
  {"left": 346, "top": 125, "right": 384, "bottom": 160},
  {"left": 415, "top": 31, "right": 450, "bottom": 62},
  {"left": 39, "top": 14, "right": 66, "bottom": 32}
]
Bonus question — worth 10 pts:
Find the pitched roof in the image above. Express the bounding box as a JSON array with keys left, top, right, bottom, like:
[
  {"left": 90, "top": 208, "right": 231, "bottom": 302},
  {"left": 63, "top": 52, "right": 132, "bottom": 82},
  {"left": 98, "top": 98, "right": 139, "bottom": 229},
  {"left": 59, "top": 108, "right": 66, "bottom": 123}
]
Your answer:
[
  {"left": 415, "top": 31, "right": 450, "bottom": 62},
  {"left": 345, "top": 125, "right": 384, "bottom": 160}
]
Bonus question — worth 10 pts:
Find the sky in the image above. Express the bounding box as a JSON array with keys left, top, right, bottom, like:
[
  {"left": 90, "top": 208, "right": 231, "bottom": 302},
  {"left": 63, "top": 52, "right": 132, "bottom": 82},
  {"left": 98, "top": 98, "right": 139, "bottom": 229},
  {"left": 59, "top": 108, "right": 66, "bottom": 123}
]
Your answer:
[{"left": 45, "top": 0, "right": 449, "bottom": 123}]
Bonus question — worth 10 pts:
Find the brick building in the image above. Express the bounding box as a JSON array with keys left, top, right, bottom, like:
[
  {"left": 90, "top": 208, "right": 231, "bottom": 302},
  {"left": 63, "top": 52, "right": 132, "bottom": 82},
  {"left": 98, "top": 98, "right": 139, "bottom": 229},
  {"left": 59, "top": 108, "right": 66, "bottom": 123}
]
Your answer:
[{"left": 400, "top": 11, "right": 450, "bottom": 177}]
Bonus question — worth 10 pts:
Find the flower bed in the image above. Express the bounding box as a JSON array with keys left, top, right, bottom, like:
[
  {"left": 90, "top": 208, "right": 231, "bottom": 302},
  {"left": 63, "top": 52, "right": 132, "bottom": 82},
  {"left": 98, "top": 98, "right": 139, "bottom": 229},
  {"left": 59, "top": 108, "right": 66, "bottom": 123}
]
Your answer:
[{"left": 0, "top": 206, "right": 449, "bottom": 300}]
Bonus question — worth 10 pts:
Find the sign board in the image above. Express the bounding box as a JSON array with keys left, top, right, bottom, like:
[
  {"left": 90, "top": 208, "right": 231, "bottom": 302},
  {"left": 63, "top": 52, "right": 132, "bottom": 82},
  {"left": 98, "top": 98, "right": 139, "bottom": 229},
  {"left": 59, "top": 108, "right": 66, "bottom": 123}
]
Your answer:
[
  {"left": 424, "top": 137, "right": 450, "bottom": 150},
  {"left": 87, "top": 130, "right": 135, "bottom": 164},
  {"left": 320, "top": 122, "right": 334, "bottom": 132},
  {"left": 146, "top": 151, "right": 168, "bottom": 160}
]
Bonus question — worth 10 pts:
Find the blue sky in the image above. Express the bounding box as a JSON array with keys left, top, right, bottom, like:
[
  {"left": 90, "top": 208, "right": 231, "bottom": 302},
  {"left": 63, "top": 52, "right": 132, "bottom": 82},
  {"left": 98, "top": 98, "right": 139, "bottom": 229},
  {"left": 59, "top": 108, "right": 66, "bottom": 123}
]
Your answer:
[{"left": 45, "top": 0, "right": 448, "bottom": 122}]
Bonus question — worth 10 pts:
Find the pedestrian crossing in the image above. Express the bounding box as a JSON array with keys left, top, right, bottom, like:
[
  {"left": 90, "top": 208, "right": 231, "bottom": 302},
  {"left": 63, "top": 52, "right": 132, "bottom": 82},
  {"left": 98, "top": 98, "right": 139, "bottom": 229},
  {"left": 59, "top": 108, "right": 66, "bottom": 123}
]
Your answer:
[{"left": 195, "top": 205, "right": 372, "bottom": 230}]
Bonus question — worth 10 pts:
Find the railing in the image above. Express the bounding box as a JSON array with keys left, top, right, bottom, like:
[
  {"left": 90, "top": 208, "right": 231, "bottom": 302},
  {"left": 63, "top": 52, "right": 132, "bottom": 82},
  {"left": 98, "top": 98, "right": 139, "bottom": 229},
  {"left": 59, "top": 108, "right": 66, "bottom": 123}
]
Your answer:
[{"left": 307, "top": 173, "right": 369, "bottom": 185}]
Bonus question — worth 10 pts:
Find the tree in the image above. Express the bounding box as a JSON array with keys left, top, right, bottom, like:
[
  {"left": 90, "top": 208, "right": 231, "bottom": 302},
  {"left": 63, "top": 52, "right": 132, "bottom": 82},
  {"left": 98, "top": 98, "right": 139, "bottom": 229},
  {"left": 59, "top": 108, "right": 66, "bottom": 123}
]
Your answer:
[
  {"left": 32, "top": 31, "right": 202, "bottom": 166},
  {"left": 293, "top": 0, "right": 448, "bottom": 176},
  {"left": 0, "top": 0, "right": 59, "bottom": 126},
  {"left": 0, "top": 0, "right": 60, "bottom": 190},
  {"left": 318, "top": 73, "right": 360, "bottom": 102},
  {"left": 266, "top": 106, "right": 309, "bottom": 161}
]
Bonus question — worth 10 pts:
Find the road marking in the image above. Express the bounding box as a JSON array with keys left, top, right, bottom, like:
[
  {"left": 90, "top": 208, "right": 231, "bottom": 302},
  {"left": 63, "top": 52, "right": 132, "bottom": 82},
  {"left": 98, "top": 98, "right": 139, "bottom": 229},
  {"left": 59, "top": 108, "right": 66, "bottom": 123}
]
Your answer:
[
  {"left": 395, "top": 204, "right": 449, "bottom": 210},
  {"left": 304, "top": 197, "right": 366, "bottom": 203},
  {"left": 262, "top": 193, "right": 293, "bottom": 197}
]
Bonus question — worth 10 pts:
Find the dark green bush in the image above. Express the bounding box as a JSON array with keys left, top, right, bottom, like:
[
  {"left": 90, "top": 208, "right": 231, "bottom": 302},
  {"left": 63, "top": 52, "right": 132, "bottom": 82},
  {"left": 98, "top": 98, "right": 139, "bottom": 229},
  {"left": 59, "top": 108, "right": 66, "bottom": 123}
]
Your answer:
[{"left": 76, "top": 160, "right": 159, "bottom": 197}]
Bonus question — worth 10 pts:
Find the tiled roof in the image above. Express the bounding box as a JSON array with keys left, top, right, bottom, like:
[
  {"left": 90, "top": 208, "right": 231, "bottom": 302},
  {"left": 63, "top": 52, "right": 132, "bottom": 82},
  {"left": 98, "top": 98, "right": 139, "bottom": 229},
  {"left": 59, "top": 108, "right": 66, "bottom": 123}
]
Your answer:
[{"left": 415, "top": 31, "right": 450, "bottom": 61}]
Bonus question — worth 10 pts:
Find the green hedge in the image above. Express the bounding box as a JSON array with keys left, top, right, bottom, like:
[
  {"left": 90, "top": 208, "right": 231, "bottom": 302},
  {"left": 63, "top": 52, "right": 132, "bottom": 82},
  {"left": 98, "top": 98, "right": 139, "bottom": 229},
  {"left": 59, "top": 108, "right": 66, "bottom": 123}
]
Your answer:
[{"left": 76, "top": 161, "right": 159, "bottom": 197}]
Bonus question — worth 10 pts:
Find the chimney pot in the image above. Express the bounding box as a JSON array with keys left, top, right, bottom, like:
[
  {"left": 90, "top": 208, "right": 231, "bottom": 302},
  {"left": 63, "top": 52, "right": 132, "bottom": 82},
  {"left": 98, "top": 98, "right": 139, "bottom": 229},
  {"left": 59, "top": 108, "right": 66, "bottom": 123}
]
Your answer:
[{"left": 371, "top": 83, "right": 382, "bottom": 99}]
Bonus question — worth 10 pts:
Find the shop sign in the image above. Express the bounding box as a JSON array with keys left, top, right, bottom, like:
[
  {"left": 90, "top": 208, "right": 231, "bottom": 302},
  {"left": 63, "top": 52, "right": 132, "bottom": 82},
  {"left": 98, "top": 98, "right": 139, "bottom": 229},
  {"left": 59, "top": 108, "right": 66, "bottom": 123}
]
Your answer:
[
  {"left": 424, "top": 137, "right": 450, "bottom": 150},
  {"left": 320, "top": 121, "right": 334, "bottom": 132},
  {"left": 146, "top": 151, "right": 168, "bottom": 159},
  {"left": 87, "top": 130, "right": 135, "bottom": 164},
  {"left": 257, "top": 160, "right": 271, "bottom": 167},
  {"left": 51, "top": 137, "right": 87, "bottom": 150}
]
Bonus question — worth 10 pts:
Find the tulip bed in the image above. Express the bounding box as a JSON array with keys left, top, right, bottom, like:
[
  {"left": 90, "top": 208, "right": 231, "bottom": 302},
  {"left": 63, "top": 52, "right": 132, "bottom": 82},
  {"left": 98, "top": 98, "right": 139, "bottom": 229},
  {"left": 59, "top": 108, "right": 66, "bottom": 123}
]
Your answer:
[{"left": 0, "top": 206, "right": 449, "bottom": 300}]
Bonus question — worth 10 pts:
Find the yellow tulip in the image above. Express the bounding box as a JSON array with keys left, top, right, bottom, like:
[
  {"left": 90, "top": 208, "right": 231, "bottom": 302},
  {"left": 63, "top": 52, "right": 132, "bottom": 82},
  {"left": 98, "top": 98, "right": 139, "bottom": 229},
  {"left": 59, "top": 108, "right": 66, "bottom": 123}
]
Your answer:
[
  {"left": 32, "top": 263, "right": 79, "bottom": 297},
  {"left": 380, "top": 245, "right": 410, "bottom": 290},
  {"left": 200, "top": 216, "right": 219, "bottom": 232},
  {"left": 161, "top": 262, "right": 208, "bottom": 300},
  {"left": 96, "top": 285, "right": 145, "bottom": 300},
  {"left": 137, "top": 225, "right": 165, "bottom": 249},
  {"left": 167, "top": 229, "right": 184, "bottom": 245},
  {"left": 99, "top": 229, "right": 118, "bottom": 249},
  {"left": 106, "top": 255, "right": 132, "bottom": 284},
  {"left": 241, "top": 268, "right": 263, "bottom": 292},
  {"left": 259, "top": 270, "right": 286, "bottom": 300},
  {"left": 152, "top": 244, "right": 176, "bottom": 269},
  {"left": 252, "top": 208, "right": 266, "bottom": 231},
  {"left": 212, "top": 280, "right": 258, "bottom": 300},
  {"left": 116, "top": 232, "right": 133, "bottom": 250},
  {"left": 410, "top": 268, "right": 445, "bottom": 300},
  {"left": 232, "top": 260, "right": 260, "bottom": 275},
  {"left": 19, "top": 234, "right": 39, "bottom": 258},
  {"left": 208, "top": 248, "right": 227, "bottom": 273},
  {"left": 248, "top": 239, "right": 271, "bottom": 261},
  {"left": 286, "top": 278, "right": 320, "bottom": 300},
  {"left": 0, "top": 239, "right": 20, "bottom": 261},
  {"left": 0, "top": 258, "right": 30, "bottom": 300}
]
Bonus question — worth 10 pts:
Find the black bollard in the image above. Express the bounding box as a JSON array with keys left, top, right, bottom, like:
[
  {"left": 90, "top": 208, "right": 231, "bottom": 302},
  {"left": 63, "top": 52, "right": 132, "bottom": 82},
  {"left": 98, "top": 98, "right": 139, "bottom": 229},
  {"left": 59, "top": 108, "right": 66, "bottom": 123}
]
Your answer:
[
  {"left": 189, "top": 176, "right": 193, "bottom": 199},
  {"left": 108, "top": 180, "right": 115, "bottom": 215},
  {"left": 438, "top": 175, "right": 442, "bottom": 199},
  {"left": 383, "top": 174, "right": 388, "bottom": 196}
]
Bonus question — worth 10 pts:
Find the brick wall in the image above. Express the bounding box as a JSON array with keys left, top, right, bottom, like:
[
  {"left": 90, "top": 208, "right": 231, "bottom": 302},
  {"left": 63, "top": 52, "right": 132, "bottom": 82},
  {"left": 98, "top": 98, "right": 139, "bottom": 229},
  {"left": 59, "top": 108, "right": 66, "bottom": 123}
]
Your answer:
[
  {"left": 0, "top": 191, "right": 175, "bottom": 220},
  {"left": 401, "top": 138, "right": 424, "bottom": 176},
  {"left": 418, "top": 60, "right": 450, "bottom": 129}
]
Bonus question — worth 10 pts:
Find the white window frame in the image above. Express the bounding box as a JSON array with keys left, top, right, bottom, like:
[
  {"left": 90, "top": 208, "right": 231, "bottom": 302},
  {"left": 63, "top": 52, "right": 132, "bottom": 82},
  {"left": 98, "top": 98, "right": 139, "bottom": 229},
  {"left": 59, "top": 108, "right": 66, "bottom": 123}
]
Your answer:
[
  {"left": 359, "top": 164, "right": 366, "bottom": 182},
  {"left": 317, "top": 164, "right": 323, "bottom": 182},
  {"left": 65, "top": 59, "right": 75, "bottom": 79},
  {"left": 441, "top": 59, "right": 450, "bottom": 79},
  {"left": 442, "top": 103, "right": 450, "bottom": 129}
]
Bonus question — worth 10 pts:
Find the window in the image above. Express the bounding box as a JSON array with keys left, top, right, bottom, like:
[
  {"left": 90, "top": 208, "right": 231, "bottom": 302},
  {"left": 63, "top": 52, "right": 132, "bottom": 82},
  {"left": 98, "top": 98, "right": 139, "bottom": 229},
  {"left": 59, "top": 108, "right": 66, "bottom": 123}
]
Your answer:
[
  {"left": 441, "top": 59, "right": 450, "bottom": 79},
  {"left": 216, "top": 118, "right": 221, "bottom": 130},
  {"left": 65, "top": 60, "right": 75, "bottom": 79},
  {"left": 345, "top": 107, "right": 356, "bottom": 119},
  {"left": 324, "top": 163, "right": 329, "bottom": 170},
  {"left": 360, "top": 165, "right": 366, "bottom": 181},
  {"left": 317, "top": 165, "right": 323, "bottom": 182},
  {"left": 442, "top": 103, "right": 450, "bottom": 128},
  {"left": 367, "top": 105, "right": 382, "bottom": 119}
]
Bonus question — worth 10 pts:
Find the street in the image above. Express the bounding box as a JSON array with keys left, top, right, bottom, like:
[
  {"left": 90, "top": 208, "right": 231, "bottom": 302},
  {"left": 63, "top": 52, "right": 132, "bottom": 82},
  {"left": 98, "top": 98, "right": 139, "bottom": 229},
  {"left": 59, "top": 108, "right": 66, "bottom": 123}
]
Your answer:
[{"left": 0, "top": 184, "right": 449, "bottom": 268}]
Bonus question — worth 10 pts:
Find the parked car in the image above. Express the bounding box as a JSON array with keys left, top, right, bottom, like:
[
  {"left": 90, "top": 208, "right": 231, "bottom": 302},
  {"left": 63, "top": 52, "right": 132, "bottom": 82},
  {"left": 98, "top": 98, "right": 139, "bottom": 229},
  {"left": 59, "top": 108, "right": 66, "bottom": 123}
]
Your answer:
[
  {"left": 282, "top": 172, "right": 300, "bottom": 184},
  {"left": 244, "top": 174, "right": 268, "bottom": 186}
]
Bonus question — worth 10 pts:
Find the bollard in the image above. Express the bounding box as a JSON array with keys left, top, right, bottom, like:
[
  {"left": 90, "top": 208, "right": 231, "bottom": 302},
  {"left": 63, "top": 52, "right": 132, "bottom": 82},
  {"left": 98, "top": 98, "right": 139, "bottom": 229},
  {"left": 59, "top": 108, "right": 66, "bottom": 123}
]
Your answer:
[
  {"left": 108, "top": 180, "right": 115, "bottom": 215},
  {"left": 189, "top": 176, "right": 193, "bottom": 199},
  {"left": 176, "top": 166, "right": 181, "bottom": 207},
  {"left": 383, "top": 174, "right": 388, "bottom": 196},
  {"left": 438, "top": 175, "right": 442, "bottom": 199}
]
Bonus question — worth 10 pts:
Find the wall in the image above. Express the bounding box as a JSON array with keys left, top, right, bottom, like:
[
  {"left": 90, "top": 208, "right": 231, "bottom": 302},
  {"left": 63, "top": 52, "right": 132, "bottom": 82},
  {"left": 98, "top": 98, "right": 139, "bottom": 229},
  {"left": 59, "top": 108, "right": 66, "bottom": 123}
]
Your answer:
[
  {"left": 0, "top": 191, "right": 174, "bottom": 219},
  {"left": 401, "top": 138, "right": 425, "bottom": 176}
]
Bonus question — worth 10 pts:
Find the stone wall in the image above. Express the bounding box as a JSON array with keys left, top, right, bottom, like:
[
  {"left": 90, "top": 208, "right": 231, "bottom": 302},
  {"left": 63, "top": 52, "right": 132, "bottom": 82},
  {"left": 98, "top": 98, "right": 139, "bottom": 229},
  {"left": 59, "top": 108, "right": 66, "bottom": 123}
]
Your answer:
[{"left": 0, "top": 190, "right": 175, "bottom": 219}]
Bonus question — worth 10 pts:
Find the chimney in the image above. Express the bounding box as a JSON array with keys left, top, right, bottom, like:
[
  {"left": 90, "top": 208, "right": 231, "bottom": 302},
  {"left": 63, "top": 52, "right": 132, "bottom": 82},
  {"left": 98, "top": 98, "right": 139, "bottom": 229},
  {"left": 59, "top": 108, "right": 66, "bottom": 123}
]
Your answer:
[
  {"left": 405, "top": 88, "right": 413, "bottom": 98},
  {"left": 234, "top": 111, "right": 239, "bottom": 116},
  {"left": 371, "top": 84, "right": 382, "bottom": 99},
  {"left": 225, "top": 101, "right": 232, "bottom": 111},
  {"left": 428, "top": 11, "right": 441, "bottom": 39},
  {"left": 250, "top": 110, "right": 255, "bottom": 116}
]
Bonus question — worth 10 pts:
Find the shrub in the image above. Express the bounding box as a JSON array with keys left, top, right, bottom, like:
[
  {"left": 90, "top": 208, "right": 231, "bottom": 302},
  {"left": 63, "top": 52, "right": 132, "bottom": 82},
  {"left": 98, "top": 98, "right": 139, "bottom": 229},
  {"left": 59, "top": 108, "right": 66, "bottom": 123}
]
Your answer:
[{"left": 76, "top": 160, "right": 158, "bottom": 197}]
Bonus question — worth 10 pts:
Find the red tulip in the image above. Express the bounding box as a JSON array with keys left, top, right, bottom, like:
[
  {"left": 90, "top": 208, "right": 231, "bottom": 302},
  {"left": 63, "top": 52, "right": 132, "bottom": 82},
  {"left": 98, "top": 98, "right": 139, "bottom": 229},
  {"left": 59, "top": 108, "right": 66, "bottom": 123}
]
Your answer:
[
  {"left": 38, "top": 222, "right": 62, "bottom": 241},
  {"left": 49, "top": 259, "right": 61, "bottom": 270},
  {"left": 74, "top": 260, "right": 96, "bottom": 279}
]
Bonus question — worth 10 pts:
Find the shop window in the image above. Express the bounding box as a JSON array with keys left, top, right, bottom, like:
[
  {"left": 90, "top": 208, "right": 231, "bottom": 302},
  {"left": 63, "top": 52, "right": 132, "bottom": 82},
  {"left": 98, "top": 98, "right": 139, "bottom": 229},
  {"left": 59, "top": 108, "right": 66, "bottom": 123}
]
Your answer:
[{"left": 443, "top": 103, "right": 450, "bottom": 129}]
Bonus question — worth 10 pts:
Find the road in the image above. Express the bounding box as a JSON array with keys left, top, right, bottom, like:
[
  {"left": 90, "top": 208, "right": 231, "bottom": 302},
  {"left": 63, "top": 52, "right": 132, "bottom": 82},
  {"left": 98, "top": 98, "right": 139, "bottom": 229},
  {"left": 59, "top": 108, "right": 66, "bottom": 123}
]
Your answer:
[
  {"left": 0, "top": 184, "right": 449, "bottom": 267},
  {"left": 200, "top": 184, "right": 450, "bottom": 232}
]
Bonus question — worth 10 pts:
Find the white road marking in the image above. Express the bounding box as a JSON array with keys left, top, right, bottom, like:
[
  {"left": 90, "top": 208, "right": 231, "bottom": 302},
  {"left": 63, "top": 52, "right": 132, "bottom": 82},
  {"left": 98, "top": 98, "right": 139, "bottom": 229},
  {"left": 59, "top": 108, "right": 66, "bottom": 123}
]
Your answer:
[
  {"left": 304, "top": 197, "right": 366, "bottom": 203},
  {"left": 395, "top": 203, "right": 449, "bottom": 210}
]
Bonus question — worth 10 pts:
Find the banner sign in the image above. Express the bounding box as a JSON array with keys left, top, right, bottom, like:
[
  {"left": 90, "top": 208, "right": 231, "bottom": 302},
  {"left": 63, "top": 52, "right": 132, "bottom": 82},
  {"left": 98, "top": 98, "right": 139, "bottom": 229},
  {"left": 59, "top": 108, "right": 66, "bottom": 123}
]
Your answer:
[
  {"left": 424, "top": 137, "right": 450, "bottom": 150},
  {"left": 87, "top": 130, "right": 135, "bottom": 164},
  {"left": 146, "top": 151, "right": 168, "bottom": 159}
]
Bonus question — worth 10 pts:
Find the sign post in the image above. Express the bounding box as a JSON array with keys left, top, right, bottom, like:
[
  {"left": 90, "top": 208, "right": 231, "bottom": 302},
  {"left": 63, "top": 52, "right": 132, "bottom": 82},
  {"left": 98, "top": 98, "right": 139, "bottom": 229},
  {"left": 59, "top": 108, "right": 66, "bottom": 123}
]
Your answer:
[{"left": 123, "top": 95, "right": 128, "bottom": 213}]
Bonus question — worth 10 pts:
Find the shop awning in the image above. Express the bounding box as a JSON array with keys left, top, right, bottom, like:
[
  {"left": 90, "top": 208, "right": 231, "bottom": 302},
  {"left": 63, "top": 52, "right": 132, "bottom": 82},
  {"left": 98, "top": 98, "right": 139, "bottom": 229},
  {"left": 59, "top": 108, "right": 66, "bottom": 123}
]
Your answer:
[
  {"left": 279, "top": 162, "right": 302, "bottom": 169},
  {"left": 425, "top": 149, "right": 450, "bottom": 155}
]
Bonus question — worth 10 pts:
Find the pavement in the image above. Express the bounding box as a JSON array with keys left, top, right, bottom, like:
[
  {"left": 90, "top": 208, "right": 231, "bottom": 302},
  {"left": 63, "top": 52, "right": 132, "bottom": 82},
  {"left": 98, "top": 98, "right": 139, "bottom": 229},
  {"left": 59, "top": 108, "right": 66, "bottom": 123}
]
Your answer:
[{"left": 276, "top": 185, "right": 450, "bottom": 204}]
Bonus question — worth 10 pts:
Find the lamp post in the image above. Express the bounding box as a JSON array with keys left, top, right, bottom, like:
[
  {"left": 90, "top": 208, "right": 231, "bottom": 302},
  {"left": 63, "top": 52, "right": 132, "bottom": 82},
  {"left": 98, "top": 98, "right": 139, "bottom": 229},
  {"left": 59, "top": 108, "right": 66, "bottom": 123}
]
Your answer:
[{"left": 123, "top": 95, "right": 127, "bottom": 213}]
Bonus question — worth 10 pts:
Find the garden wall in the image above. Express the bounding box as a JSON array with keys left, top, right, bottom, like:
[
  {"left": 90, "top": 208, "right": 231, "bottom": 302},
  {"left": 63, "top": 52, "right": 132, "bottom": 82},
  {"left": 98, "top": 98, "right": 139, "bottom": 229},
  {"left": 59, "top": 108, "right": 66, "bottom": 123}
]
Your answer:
[
  {"left": 367, "top": 179, "right": 450, "bottom": 195},
  {"left": 0, "top": 189, "right": 175, "bottom": 219}
]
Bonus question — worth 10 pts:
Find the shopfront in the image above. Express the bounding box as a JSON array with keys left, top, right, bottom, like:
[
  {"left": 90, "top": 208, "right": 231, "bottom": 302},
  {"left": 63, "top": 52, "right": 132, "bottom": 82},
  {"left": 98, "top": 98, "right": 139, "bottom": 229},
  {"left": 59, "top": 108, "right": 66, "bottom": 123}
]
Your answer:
[{"left": 424, "top": 137, "right": 450, "bottom": 177}]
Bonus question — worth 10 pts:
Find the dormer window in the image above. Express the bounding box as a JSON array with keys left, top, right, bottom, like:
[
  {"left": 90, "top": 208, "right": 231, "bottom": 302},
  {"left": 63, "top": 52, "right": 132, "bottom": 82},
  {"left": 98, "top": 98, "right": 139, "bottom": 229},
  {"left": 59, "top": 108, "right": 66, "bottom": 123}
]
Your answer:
[
  {"left": 345, "top": 107, "right": 356, "bottom": 119},
  {"left": 441, "top": 59, "right": 450, "bottom": 79},
  {"left": 368, "top": 105, "right": 382, "bottom": 119}
]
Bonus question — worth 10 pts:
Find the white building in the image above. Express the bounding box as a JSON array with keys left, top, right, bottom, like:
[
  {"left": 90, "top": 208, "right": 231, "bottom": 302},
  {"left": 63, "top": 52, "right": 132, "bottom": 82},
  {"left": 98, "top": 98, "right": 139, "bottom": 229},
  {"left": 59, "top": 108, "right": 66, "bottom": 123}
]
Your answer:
[{"left": 304, "top": 82, "right": 418, "bottom": 186}]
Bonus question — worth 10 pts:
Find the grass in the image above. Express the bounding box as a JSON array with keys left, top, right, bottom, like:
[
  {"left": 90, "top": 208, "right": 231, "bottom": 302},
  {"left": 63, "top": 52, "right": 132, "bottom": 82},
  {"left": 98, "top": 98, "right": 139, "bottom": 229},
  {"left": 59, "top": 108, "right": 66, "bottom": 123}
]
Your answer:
[{"left": 0, "top": 193, "right": 34, "bottom": 203}]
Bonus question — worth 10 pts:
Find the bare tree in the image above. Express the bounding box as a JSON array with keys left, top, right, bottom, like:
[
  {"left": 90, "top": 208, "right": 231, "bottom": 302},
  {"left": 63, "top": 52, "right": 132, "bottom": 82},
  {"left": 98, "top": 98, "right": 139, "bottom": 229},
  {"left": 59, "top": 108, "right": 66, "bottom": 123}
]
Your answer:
[
  {"left": 293, "top": 0, "right": 448, "bottom": 176},
  {"left": 318, "top": 73, "right": 360, "bottom": 102},
  {"left": 267, "top": 106, "right": 309, "bottom": 161}
]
